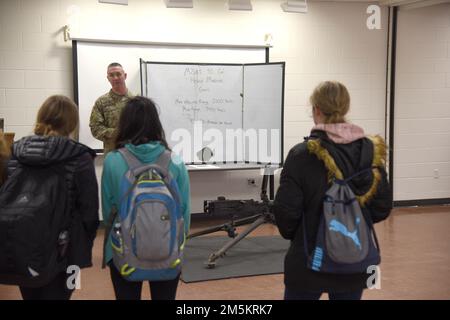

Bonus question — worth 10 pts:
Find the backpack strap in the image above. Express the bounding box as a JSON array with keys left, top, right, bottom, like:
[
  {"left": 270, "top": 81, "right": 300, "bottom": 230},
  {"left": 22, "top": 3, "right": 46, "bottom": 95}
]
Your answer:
[
  {"left": 118, "top": 148, "right": 142, "bottom": 170},
  {"left": 153, "top": 151, "right": 181, "bottom": 205},
  {"left": 341, "top": 166, "right": 379, "bottom": 184},
  {"left": 153, "top": 150, "right": 171, "bottom": 177},
  {"left": 301, "top": 212, "right": 310, "bottom": 259},
  {"left": 118, "top": 148, "right": 171, "bottom": 179},
  {"left": 118, "top": 147, "right": 179, "bottom": 205},
  {"left": 102, "top": 206, "right": 118, "bottom": 269},
  {"left": 58, "top": 159, "right": 78, "bottom": 231},
  {"left": 64, "top": 158, "right": 78, "bottom": 194}
]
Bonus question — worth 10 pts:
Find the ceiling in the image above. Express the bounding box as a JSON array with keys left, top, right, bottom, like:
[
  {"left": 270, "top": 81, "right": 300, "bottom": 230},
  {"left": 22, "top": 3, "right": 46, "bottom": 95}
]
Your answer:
[{"left": 162, "top": 0, "right": 450, "bottom": 11}]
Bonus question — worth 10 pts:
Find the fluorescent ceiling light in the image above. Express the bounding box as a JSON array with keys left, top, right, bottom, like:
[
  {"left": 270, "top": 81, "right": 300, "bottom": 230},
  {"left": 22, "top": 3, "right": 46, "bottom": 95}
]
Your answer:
[
  {"left": 164, "top": 0, "right": 193, "bottom": 8},
  {"left": 281, "top": 0, "right": 308, "bottom": 13},
  {"left": 228, "top": 0, "right": 252, "bottom": 11}
]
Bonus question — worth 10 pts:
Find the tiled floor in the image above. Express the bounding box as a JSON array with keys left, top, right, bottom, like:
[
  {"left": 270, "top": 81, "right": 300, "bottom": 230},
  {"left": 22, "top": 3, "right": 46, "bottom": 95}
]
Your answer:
[{"left": 1, "top": 205, "right": 449, "bottom": 300}]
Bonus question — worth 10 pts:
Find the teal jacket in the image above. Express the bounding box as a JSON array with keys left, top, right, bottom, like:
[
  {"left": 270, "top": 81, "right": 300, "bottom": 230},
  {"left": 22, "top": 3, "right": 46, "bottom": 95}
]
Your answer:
[{"left": 101, "top": 142, "right": 191, "bottom": 265}]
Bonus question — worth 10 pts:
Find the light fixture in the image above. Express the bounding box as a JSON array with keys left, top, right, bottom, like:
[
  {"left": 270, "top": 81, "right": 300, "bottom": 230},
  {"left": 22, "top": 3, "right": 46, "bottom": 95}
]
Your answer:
[
  {"left": 264, "top": 33, "right": 273, "bottom": 46},
  {"left": 63, "top": 25, "right": 71, "bottom": 42},
  {"left": 64, "top": 5, "right": 81, "bottom": 41},
  {"left": 164, "top": 0, "right": 193, "bottom": 8},
  {"left": 281, "top": 0, "right": 308, "bottom": 13},
  {"left": 98, "top": 0, "right": 128, "bottom": 5},
  {"left": 227, "top": 0, "right": 252, "bottom": 11}
]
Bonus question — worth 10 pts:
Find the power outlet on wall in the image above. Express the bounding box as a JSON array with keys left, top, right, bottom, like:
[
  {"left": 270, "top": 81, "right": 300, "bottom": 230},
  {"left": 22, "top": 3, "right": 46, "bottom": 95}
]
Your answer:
[{"left": 434, "top": 169, "right": 439, "bottom": 179}]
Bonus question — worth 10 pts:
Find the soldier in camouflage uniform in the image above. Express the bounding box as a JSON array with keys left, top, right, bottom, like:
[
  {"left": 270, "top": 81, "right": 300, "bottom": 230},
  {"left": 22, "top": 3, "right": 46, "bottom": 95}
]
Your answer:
[{"left": 89, "top": 63, "right": 133, "bottom": 154}]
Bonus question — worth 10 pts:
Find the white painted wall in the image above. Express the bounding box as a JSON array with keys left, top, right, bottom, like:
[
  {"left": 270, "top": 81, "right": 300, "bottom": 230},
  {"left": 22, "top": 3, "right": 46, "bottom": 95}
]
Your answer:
[
  {"left": 0, "top": 0, "right": 389, "bottom": 213},
  {"left": 394, "top": 3, "right": 450, "bottom": 201}
]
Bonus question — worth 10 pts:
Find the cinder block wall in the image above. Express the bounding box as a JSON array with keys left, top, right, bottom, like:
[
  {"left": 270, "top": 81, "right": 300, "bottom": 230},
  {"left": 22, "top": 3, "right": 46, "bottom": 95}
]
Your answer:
[
  {"left": 394, "top": 4, "right": 450, "bottom": 201},
  {"left": 0, "top": 0, "right": 393, "bottom": 212}
]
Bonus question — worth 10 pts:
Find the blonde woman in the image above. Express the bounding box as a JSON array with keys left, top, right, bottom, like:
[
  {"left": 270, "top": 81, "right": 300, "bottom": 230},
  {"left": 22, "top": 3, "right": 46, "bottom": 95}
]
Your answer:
[
  {"left": 0, "top": 95, "right": 99, "bottom": 300},
  {"left": 273, "top": 81, "right": 392, "bottom": 300}
]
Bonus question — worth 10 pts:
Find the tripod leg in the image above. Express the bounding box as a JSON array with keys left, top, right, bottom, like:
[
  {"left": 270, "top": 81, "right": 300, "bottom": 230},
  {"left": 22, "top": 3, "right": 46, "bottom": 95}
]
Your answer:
[
  {"left": 205, "top": 215, "right": 268, "bottom": 268},
  {"left": 187, "top": 214, "right": 262, "bottom": 239},
  {"left": 187, "top": 222, "right": 236, "bottom": 239}
]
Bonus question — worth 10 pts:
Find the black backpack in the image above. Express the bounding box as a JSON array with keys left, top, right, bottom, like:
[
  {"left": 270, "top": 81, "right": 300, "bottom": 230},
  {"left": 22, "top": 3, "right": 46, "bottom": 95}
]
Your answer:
[{"left": 0, "top": 161, "right": 75, "bottom": 287}]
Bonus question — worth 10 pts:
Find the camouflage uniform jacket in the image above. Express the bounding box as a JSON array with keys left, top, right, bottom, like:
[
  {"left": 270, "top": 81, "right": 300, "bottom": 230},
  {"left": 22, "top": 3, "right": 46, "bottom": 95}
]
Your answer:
[{"left": 89, "top": 89, "right": 133, "bottom": 154}]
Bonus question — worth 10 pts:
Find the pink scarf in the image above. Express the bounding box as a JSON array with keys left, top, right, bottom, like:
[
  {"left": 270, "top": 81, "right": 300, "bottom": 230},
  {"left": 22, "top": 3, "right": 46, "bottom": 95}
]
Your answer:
[{"left": 312, "top": 123, "right": 365, "bottom": 144}]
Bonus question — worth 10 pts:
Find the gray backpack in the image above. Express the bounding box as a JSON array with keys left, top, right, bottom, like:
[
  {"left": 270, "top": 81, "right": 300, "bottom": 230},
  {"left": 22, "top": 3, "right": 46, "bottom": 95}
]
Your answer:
[
  {"left": 304, "top": 167, "right": 381, "bottom": 274},
  {"left": 105, "top": 148, "right": 184, "bottom": 281}
]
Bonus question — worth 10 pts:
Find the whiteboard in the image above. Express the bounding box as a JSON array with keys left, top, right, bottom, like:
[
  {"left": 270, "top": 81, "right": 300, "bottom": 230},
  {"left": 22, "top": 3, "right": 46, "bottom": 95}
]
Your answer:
[
  {"left": 73, "top": 40, "right": 267, "bottom": 151},
  {"left": 243, "top": 63, "right": 284, "bottom": 164},
  {"left": 145, "top": 63, "right": 244, "bottom": 163},
  {"left": 142, "top": 61, "right": 285, "bottom": 164}
]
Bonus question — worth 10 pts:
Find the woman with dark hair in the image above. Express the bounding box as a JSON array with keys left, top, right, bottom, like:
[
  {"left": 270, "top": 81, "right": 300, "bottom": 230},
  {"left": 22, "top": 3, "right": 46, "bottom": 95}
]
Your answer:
[
  {"left": 1, "top": 95, "right": 99, "bottom": 300},
  {"left": 101, "top": 96, "right": 191, "bottom": 300}
]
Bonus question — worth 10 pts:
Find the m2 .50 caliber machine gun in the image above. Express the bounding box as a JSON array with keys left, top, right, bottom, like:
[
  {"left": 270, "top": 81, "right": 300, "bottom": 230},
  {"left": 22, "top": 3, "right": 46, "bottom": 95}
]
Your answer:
[{"left": 187, "top": 168, "right": 276, "bottom": 268}]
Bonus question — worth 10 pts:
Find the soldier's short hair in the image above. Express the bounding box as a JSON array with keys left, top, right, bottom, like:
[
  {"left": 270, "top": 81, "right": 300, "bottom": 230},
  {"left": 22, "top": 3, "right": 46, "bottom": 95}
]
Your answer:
[{"left": 108, "top": 62, "right": 123, "bottom": 69}]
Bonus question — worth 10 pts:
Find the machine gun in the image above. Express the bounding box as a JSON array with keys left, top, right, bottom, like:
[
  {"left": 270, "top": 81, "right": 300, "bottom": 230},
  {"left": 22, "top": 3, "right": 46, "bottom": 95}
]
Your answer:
[{"left": 187, "top": 168, "right": 276, "bottom": 268}]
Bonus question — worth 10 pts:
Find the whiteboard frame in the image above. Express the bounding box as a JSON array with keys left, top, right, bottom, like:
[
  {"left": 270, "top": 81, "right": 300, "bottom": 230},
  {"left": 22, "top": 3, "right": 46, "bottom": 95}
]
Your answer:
[
  {"left": 70, "top": 37, "right": 271, "bottom": 49},
  {"left": 72, "top": 38, "right": 270, "bottom": 153}
]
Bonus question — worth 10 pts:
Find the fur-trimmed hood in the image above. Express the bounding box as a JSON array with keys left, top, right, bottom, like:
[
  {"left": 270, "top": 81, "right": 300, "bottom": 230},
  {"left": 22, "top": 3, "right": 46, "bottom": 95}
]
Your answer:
[{"left": 306, "top": 130, "right": 387, "bottom": 207}]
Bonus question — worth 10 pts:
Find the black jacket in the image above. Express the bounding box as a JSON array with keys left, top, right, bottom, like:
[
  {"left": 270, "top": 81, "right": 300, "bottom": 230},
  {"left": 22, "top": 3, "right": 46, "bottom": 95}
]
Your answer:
[
  {"left": 273, "top": 130, "right": 392, "bottom": 293},
  {"left": 7, "top": 135, "right": 99, "bottom": 269}
]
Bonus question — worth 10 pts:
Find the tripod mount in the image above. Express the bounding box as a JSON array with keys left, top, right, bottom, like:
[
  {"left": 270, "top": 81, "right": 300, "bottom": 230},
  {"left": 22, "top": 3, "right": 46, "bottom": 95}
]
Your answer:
[{"left": 187, "top": 167, "right": 276, "bottom": 268}]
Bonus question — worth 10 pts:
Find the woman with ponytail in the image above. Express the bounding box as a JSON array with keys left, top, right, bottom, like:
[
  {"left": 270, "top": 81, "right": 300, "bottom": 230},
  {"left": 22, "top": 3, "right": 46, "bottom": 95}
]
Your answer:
[{"left": 273, "top": 81, "right": 392, "bottom": 300}]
